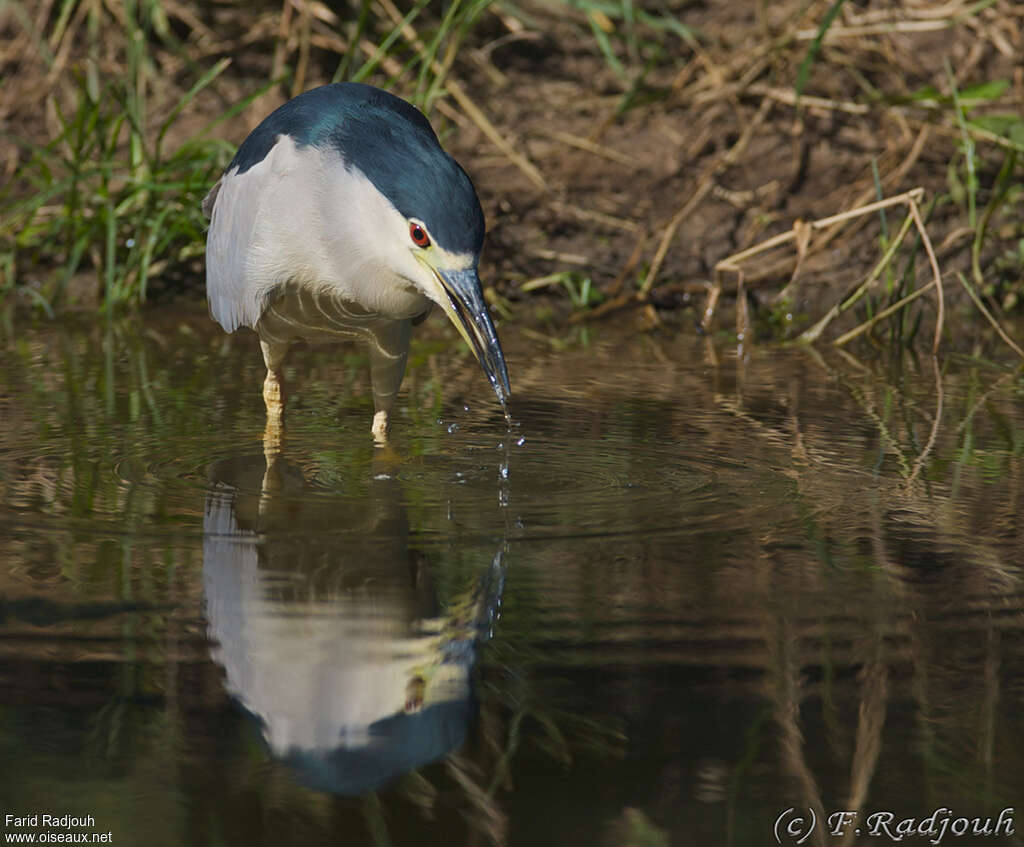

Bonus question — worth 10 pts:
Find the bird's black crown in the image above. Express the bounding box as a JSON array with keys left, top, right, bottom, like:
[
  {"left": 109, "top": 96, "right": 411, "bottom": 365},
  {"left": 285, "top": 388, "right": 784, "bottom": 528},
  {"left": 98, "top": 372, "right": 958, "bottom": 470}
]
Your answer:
[{"left": 230, "top": 83, "right": 485, "bottom": 257}]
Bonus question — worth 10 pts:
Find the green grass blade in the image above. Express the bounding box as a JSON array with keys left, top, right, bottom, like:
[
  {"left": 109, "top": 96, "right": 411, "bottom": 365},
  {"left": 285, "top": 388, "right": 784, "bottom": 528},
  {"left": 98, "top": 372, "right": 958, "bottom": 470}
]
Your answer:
[
  {"left": 333, "top": 0, "right": 373, "bottom": 83},
  {"left": 156, "top": 57, "right": 232, "bottom": 158},
  {"left": 587, "top": 13, "right": 626, "bottom": 81},
  {"left": 794, "top": 0, "right": 846, "bottom": 113},
  {"left": 352, "top": 0, "right": 432, "bottom": 84},
  {"left": 946, "top": 61, "right": 978, "bottom": 229}
]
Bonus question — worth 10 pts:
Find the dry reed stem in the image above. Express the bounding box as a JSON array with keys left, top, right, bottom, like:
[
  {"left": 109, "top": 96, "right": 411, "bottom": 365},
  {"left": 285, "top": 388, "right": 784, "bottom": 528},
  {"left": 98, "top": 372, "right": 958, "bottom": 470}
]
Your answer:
[
  {"left": 708, "top": 186, "right": 950, "bottom": 351},
  {"left": 605, "top": 229, "right": 648, "bottom": 298},
  {"left": 448, "top": 80, "right": 550, "bottom": 187},
  {"left": 568, "top": 289, "right": 637, "bottom": 322},
  {"left": 641, "top": 97, "right": 774, "bottom": 299},
  {"left": 718, "top": 189, "right": 925, "bottom": 273},
  {"left": 736, "top": 273, "right": 750, "bottom": 342},
  {"left": 358, "top": 38, "right": 404, "bottom": 80},
  {"left": 292, "top": 0, "right": 312, "bottom": 97},
  {"left": 796, "top": 20, "right": 954, "bottom": 39},
  {"left": 834, "top": 280, "right": 936, "bottom": 347},
  {"left": 550, "top": 201, "right": 642, "bottom": 234},
  {"left": 844, "top": 1, "right": 984, "bottom": 24},
  {"left": 710, "top": 189, "right": 924, "bottom": 335},
  {"left": 264, "top": 0, "right": 294, "bottom": 117},
  {"left": 526, "top": 247, "right": 589, "bottom": 265},
  {"left": 954, "top": 272, "right": 1024, "bottom": 359},
  {"left": 700, "top": 284, "right": 720, "bottom": 333},
  {"left": 773, "top": 220, "right": 814, "bottom": 306},
  {"left": 823, "top": 125, "right": 931, "bottom": 244},
  {"left": 906, "top": 197, "right": 945, "bottom": 354},
  {"left": 677, "top": 0, "right": 814, "bottom": 106},
  {"left": 799, "top": 213, "right": 915, "bottom": 343},
  {"left": 539, "top": 129, "right": 636, "bottom": 167},
  {"left": 923, "top": 113, "right": 1024, "bottom": 154},
  {"left": 374, "top": 0, "right": 547, "bottom": 190},
  {"left": 565, "top": 228, "right": 648, "bottom": 319},
  {"left": 748, "top": 84, "right": 869, "bottom": 115}
]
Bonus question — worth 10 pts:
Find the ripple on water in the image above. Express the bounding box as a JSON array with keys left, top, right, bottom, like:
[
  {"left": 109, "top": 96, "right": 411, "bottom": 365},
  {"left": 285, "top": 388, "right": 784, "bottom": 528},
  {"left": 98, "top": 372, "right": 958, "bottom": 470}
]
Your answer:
[
  {"left": 0, "top": 423, "right": 280, "bottom": 539},
  {"left": 399, "top": 395, "right": 783, "bottom": 543},
  {"left": 2, "top": 370, "right": 791, "bottom": 546}
]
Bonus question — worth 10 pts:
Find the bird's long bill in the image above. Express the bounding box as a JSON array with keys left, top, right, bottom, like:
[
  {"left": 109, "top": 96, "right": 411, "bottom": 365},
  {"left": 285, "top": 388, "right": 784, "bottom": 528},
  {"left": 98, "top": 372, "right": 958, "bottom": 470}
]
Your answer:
[{"left": 434, "top": 267, "right": 510, "bottom": 405}]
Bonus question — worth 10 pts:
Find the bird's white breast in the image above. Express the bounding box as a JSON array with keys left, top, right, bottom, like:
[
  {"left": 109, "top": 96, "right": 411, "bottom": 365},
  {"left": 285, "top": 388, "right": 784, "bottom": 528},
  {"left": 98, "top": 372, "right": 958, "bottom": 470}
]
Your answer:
[{"left": 240, "top": 138, "right": 429, "bottom": 321}]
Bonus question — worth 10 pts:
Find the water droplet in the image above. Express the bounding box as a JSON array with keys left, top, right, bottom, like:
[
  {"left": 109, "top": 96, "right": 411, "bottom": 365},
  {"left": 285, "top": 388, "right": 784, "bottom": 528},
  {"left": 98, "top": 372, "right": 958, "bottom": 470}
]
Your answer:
[
  {"left": 125, "top": 238, "right": 135, "bottom": 248},
  {"left": 462, "top": 403, "right": 471, "bottom": 412},
  {"left": 447, "top": 422, "right": 459, "bottom": 434},
  {"left": 516, "top": 436, "right": 525, "bottom": 447},
  {"left": 496, "top": 441, "right": 505, "bottom": 450},
  {"left": 498, "top": 462, "right": 509, "bottom": 480},
  {"left": 498, "top": 488, "right": 509, "bottom": 507},
  {"left": 373, "top": 473, "right": 391, "bottom": 481},
  {"left": 436, "top": 417, "right": 444, "bottom": 426}
]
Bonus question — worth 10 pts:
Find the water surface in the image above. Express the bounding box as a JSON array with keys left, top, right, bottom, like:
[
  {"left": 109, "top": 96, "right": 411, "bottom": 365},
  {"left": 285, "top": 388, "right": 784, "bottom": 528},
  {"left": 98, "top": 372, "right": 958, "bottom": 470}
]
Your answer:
[{"left": 2, "top": 308, "right": 1023, "bottom": 846}]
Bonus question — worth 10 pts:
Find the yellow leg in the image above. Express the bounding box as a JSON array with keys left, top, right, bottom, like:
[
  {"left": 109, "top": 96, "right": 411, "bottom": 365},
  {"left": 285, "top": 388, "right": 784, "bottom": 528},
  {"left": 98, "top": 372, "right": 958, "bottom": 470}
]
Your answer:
[
  {"left": 371, "top": 410, "right": 389, "bottom": 443},
  {"left": 368, "top": 319, "right": 411, "bottom": 442},
  {"left": 260, "top": 339, "right": 288, "bottom": 439}
]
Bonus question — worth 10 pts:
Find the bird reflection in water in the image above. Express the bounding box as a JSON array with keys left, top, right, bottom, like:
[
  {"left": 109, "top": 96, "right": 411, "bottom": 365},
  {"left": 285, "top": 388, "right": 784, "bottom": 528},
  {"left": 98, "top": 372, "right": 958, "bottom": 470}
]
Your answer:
[{"left": 201, "top": 430, "right": 505, "bottom": 795}]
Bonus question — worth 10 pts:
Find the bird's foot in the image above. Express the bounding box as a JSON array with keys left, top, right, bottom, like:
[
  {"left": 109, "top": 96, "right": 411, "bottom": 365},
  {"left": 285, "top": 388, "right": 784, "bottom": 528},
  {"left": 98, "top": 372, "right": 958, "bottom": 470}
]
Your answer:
[
  {"left": 263, "top": 369, "right": 283, "bottom": 406},
  {"left": 371, "top": 410, "right": 389, "bottom": 443},
  {"left": 263, "top": 370, "right": 285, "bottom": 431}
]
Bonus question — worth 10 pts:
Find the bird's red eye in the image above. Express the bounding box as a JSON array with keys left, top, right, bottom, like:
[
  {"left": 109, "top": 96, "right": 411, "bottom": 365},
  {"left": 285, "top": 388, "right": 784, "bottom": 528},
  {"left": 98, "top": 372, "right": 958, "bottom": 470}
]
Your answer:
[{"left": 409, "top": 222, "right": 431, "bottom": 247}]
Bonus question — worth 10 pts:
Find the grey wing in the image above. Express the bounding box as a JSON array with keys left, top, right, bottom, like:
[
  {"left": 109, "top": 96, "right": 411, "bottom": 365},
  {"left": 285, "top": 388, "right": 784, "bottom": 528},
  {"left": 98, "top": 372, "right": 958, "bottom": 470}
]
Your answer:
[{"left": 204, "top": 168, "right": 270, "bottom": 333}]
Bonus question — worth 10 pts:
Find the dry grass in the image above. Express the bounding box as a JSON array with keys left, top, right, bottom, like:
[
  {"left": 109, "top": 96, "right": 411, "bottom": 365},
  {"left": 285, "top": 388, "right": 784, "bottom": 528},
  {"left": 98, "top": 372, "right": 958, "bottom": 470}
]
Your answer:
[{"left": 1, "top": 0, "right": 1023, "bottom": 353}]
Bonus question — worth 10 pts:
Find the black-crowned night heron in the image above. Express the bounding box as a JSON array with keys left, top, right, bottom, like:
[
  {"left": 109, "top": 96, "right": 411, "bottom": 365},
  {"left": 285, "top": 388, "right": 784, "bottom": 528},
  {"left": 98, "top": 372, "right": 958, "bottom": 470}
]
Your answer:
[{"left": 203, "top": 82, "right": 510, "bottom": 440}]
